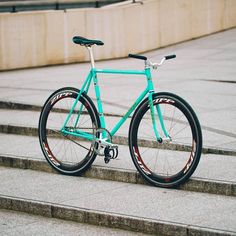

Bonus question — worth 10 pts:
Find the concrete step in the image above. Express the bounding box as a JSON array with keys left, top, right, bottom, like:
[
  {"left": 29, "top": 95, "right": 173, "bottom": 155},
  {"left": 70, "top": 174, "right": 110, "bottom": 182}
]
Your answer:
[
  {"left": 0, "top": 166, "right": 235, "bottom": 235},
  {"left": 0, "top": 208, "right": 146, "bottom": 236},
  {"left": 0, "top": 133, "right": 235, "bottom": 196},
  {"left": 0, "top": 106, "right": 235, "bottom": 156}
]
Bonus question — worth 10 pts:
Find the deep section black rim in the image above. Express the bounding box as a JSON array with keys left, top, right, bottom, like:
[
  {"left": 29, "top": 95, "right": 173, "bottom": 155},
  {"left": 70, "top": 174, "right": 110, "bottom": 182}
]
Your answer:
[
  {"left": 39, "top": 89, "right": 99, "bottom": 173},
  {"left": 130, "top": 93, "right": 202, "bottom": 186}
]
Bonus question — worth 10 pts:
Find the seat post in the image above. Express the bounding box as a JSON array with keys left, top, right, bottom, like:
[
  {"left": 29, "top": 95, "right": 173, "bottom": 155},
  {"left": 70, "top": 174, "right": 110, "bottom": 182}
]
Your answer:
[{"left": 86, "top": 46, "right": 95, "bottom": 69}]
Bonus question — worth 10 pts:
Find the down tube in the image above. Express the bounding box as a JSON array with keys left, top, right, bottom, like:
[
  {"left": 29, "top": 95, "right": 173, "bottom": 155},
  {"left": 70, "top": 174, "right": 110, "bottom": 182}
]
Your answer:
[{"left": 110, "top": 87, "right": 149, "bottom": 136}]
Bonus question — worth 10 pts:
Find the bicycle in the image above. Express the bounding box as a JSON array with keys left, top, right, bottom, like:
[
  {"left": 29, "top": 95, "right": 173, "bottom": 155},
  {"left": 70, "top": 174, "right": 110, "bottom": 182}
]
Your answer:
[{"left": 38, "top": 36, "right": 202, "bottom": 188}]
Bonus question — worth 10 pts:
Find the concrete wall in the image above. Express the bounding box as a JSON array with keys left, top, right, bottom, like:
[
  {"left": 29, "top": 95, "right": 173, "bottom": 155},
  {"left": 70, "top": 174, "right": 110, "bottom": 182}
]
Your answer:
[{"left": 0, "top": 0, "right": 236, "bottom": 70}]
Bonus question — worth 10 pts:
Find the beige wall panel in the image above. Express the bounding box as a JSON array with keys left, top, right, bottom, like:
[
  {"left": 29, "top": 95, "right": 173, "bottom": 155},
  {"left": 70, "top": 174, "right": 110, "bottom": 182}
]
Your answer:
[
  {"left": 174, "top": 0, "right": 192, "bottom": 42},
  {"left": 0, "top": 16, "right": 3, "bottom": 69},
  {"left": 66, "top": 9, "right": 86, "bottom": 63},
  {"left": 84, "top": 8, "right": 104, "bottom": 61},
  {"left": 0, "top": 12, "right": 46, "bottom": 70},
  {"left": 44, "top": 11, "right": 65, "bottom": 64},
  {"left": 207, "top": 0, "right": 224, "bottom": 33},
  {"left": 122, "top": 0, "right": 160, "bottom": 55},
  {"left": 85, "top": 8, "right": 126, "bottom": 60},
  {"left": 123, "top": 4, "right": 143, "bottom": 54},
  {"left": 228, "top": 0, "right": 236, "bottom": 27},
  {"left": 136, "top": 0, "right": 160, "bottom": 53},
  {"left": 191, "top": 0, "right": 209, "bottom": 38},
  {"left": 223, "top": 0, "right": 236, "bottom": 29},
  {"left": 159, "top": 0, "right": 179, "bottom": 47},
  {"left": 101, "top": 8, "right": 126, "bottom": 59},
  {"left": 0, "top": 14, "right": 9, "bottom": 69},
  {"left": 0, "top": 0, "right": 236, "bottom": 70},
  {"left": 32, "top": 13, "right": 47, "bottom": 66}
]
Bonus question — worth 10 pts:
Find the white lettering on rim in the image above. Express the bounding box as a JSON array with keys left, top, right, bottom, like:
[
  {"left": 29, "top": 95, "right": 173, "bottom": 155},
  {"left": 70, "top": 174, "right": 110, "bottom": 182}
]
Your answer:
[
  {"left": 51, "top": 92, "right": 73, "bottom": 105},
  {"left": 153, "top": 98, "right": 175, "bottom": 104}
]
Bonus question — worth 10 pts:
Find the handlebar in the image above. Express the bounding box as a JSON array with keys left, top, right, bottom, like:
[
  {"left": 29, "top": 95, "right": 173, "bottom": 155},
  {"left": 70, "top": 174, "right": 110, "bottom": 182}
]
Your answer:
[
  {"left": 128, "top": 54, "right": 147, "bottom": 61},
  {"left": 147, "top": 54, "right": 176, "bottom": 69},
  {"left": 165, "top": 54, "right": 176, "bottom": 60},
  {"left": 128, "top": 53, "right": 176, "bottom": 69}
]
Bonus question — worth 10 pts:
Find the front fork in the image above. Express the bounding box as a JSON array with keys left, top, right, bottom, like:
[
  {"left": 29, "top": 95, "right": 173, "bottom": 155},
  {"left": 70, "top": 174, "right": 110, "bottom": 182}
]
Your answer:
[{"left": 148, "top": 92, "right": 170, "bottom": 143}]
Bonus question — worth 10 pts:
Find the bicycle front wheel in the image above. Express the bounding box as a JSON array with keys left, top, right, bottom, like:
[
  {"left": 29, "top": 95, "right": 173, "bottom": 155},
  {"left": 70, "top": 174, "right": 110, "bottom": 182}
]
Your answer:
[
  {"left": 129, "top": 92, "right": 202, "bottom": 188},
  {"left": 38, "top": 87, "right": 100, "bottom": 175}
]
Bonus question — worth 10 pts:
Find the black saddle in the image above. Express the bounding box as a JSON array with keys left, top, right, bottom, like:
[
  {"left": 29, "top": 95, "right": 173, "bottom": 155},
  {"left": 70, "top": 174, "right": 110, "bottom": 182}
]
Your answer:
[{"left": 73, "top": 36, "right": 104, "bottom": 46}]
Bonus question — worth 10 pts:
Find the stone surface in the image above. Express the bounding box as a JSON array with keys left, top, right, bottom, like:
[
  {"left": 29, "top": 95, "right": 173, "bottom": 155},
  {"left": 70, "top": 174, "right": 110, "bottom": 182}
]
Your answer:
[
  {"left": 0, "top": 167, "right": 235, "bottom": 234},
  {"left": 0, "top": 209, "right": 146, "bottom": 236}
]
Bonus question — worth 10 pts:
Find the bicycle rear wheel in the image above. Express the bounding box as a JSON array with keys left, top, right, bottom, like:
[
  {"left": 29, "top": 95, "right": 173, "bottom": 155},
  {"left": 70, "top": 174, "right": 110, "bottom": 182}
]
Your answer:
[
  {"left": 38, "top": 87, "right": 100, "bottom": 175},
  {"left": 129, "top": 92, "right": 202, "bottom": 188}
]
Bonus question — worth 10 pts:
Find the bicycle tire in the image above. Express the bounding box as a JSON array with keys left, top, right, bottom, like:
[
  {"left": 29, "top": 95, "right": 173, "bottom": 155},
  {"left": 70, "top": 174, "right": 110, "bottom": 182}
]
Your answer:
[
  {"left": 38, "top": 87, "right": 100, "bottom": 175},
  {"left": 129, "top": 92, "right": 202, "bottom": 188}
]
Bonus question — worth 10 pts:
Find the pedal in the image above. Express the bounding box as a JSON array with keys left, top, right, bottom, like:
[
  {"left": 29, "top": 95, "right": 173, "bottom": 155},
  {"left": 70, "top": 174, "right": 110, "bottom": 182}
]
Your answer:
[
  {"left": 104, "top": 155, "right": 111, "bottom": 164},
  {"left": 104, "top": 145, "right": 119, "bottom": 164}
]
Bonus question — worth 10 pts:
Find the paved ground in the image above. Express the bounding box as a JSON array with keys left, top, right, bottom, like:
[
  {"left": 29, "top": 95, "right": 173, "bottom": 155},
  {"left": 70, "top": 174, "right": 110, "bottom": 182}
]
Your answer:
[
  {"left": 0, "top": 166, "right": 236, "bottom": 234},
  {"left": 0, "top": 28, "right": 236, "bottom": 235},
  {"left": 0, "top": 208, "right": 146, "bottom": 236}
]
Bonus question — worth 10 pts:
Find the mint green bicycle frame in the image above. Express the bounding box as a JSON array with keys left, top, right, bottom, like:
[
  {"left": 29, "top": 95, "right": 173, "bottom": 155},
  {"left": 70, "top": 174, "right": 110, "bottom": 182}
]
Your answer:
[{"left": 61, "top": 67, "right": 169, "bottom": 142}]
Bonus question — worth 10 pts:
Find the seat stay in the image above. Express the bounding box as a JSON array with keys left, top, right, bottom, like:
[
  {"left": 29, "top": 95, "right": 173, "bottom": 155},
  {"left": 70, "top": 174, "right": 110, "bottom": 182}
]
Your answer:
[{"left": 61, "top": 71, "right": 93, "bottom": 131}]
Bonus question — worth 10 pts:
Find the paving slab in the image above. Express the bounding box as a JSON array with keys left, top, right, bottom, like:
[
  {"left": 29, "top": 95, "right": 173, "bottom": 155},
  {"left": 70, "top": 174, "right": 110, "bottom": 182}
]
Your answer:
[
  {"left": 0, "top": 166, "right": 235, "bottom": 235},
  {"left": 0, "top": 104, "right": 235, "bottom": 153},
  {"left": 0, "top": 209, "right": 147, "bottom": 236},
  {"left": 0, "top": 132, "right": 236, "bottom": 185}
]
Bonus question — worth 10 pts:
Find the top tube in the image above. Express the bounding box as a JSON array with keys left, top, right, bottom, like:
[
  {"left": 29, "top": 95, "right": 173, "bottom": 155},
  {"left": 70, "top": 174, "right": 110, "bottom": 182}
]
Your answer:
[
  {"left": 86, "top": 45, "right": 149, "bottom": 77},
  {"left": 94, "top": 68, "right": 147, "bottom": 76}
]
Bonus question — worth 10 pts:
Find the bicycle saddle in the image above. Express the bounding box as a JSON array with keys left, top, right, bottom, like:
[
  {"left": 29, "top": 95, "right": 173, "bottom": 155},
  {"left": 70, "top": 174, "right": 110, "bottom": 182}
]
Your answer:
[{"left": 73, "top": 36, "right": 104, "bottom": 46}]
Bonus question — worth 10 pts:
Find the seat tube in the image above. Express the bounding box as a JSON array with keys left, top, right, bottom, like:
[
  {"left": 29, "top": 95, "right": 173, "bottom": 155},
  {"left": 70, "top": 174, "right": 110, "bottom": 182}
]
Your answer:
[
  {"left": 92, "top": 70, "right": 106, "bottom": 130},
  {"left": 88, "top": 46, "right": 105, "bottom": 128},
  {"left": 87, "top": 46, "right": 95, "bottom": 69},
  {"left": 88, "top": 46, "right": 107, "bottom": 138}
]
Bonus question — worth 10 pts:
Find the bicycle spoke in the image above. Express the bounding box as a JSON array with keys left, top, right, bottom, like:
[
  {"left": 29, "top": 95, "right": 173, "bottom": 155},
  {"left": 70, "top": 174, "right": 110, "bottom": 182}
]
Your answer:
[
  {"left": 39, "top": 88, "right": 99, "bottom": 175},
  {"left": 130, "top": 93, "right": 202, "bottom": 187}
]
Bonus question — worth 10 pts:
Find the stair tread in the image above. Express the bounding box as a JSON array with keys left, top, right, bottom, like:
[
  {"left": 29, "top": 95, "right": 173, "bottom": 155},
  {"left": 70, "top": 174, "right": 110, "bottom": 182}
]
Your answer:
[
  {"left": 0, "top": 208, "right": 145, "bottom": 236},
  {"left": 0, "top": 132, "right": 235, "bottom": 184},
  {"left": 0, "top": 166, "right": 235, "bottom": 234},
  {"left": 0, "top": 105, "right": 236, "bottom": 151}
]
